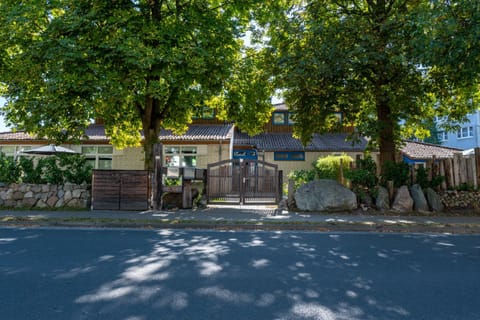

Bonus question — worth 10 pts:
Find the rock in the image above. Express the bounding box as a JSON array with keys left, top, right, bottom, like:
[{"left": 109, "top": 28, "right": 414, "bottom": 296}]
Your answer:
[
  {"left": 410, "top": 184, "right": 429, "bottom": 212},
  {"left": 425, "top": 188, "right": 444, "bottom": 212},
  {"left": 391, "top": 185, "right": 414, "bottom": 212},
  {"left": 72, "top": 189, "right": 83, "bottom": 199},
  {"left": 35, "top": 199, "right": 48, "bottom": 208},
  {"left": 12, "top": 191, "right": 24, "bottom": 201},
  {"left": 47, "top": 196, "right": 59, "bottom": 208},
  {"left": 21, "top": 197, "right": 37, "bottom": 208},
  {"left": 294, "top": 179, "right": 357, "bottom": 212},
  {"left": 375, "top": 186, "right": 390, "bottom": 211},
  {"left": 64, "top": 190, "right": 73, "bottom": 202},
  {"left": 24, "top": 191, "right": 34, "bottom": 198}
]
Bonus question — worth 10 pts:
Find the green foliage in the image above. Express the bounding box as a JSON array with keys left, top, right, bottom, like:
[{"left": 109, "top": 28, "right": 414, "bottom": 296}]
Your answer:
[
  {"left": 381, "top": 161, "right": 410, "bottom": 188},
  {"left": 58, "top": 154, "right": 92, "bottom": 185},
  {"left": 287, "top": 169, "right": 316, "bottom": 190},
  {"left": 415, "top": 166, "right": 445, "bottom": 190},
  {"left": 0, "top": 0, "right": 274, "bottom": 170},
  {"left": 1, "top": 154, "right": 91, "bottom": 185},
  {"left": 314, "top": 154, "right": 353, "bottom": 181},
  {"left": 164, "top": 177, "right": 182, "bottom": 187},
  {"left": 0, "top": 153, "right": 21, "bottom": 183},
  {"left": 345, "top": 156, "right": 378, "bottom": 195},
  {"left": 19, "top": 157, "right": 42, "bottom": 183},
  {"left": 260, "top": 0, "right": 480, "bottom": 168}
]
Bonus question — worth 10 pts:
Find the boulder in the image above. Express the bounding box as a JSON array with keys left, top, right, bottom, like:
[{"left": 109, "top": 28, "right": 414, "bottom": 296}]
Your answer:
[
  {"left": 375, "top": 186, "right": 390, "bottom": 211},
  {"left": 410, "top": 184, "right": 429, "bottom": 212},
  {"left": 294, "top": 179, "right": 357, "bottom": 212},
  {"left": 425, "top": 188, "right": 444, "bottom": 212},
  {"left": 391, "top": 186, "right": 414, "bottom": 212}
]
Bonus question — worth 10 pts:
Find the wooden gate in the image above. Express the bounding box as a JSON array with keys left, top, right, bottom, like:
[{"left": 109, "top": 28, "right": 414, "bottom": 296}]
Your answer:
[
  {"left": 207, "top": 159, "right": 280, "bottom": 205},
  {"left": 91, "top": 170, "right": 151, "bottom": 210}
]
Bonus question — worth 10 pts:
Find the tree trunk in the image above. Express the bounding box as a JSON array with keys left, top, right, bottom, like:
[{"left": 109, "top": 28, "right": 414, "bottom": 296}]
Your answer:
[
  {"left": 140, "top": 96, "right": 162, "bottom": 171},
  {"left": 376, "top": 98, "right": 396, "bottom": 170}
]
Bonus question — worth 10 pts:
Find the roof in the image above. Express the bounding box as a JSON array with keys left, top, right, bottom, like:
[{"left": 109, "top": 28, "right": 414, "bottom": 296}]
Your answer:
[
  {"left": 400, "top": 141, "right": 462, "bottom": 160},
  {"left": 0, "top": 124, "right": 234, "bottom": 144},
  {"left": 159, "top": 124, "right": 234, "bottom": 141},
  {"left": 0, "top": 125, "right": 109, "bottom": 142},
  {"left": 234, "top": 132, "right": 368, "bottom": 152}
]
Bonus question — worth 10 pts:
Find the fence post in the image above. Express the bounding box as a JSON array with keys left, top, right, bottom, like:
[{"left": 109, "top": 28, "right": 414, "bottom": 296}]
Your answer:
[
  {"left": 445, "top": 158, "right": 454, "bottom": 189},
  {"left": 453, "top": 153, "right": 461, "bottom": 187},
  {"left": 439, "top": 160, "right": 447, "bottom": 191},
  {"left": 475, "top": 148, "right": 480, "bottom": 189},
  {"left": 278, "top": 170, "right": 283, "bottom": 202},
  {"left": 288, "top": 179, "right": 295, "bottom": 207}
]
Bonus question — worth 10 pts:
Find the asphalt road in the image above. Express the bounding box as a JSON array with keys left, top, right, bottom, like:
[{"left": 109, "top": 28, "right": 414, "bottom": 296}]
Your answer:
[{"left": 1, "top": 227, "right": 479, "bottom": 320}]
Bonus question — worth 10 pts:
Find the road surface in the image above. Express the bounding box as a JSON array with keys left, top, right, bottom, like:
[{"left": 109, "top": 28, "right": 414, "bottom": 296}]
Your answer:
[{"left": 1, "top": 227, "right": 479, "bottom": 319}]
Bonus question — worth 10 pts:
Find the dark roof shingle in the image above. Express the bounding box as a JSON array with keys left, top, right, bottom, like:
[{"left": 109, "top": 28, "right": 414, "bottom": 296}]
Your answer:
[
  {"left": 159, "top": 124, "right": 234, "bottom": 141},
  {"left": 234, "top": 132, "right": 368, "bottom": 152}
]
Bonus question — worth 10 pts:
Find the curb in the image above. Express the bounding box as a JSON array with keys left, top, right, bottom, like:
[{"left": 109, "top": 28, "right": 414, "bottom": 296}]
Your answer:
[{"left": 2, "top": 216, "right": 480, "bottom": 234}]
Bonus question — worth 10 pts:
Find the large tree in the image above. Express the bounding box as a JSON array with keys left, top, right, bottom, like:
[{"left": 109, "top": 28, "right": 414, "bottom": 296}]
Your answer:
[
  {"left": 0, "top": 0, "right": 274, "bottom": 170},
  {"left": 260, "top": 0, "right": 480, "bottom": 168}
]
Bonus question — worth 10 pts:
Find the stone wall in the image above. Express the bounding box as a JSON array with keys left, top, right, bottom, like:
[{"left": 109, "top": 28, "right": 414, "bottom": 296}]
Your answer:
[
  {"left": 0, "top": 183, "right": 91, "bottom": 209},
  {"left": 440, "top": 190, "right": 480, "bottom": 210}
]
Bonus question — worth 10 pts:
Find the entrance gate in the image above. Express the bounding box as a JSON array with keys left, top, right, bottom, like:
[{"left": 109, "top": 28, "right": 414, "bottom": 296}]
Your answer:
[{"left": 207, "top": 159, "right": 280, "bottom": 205}]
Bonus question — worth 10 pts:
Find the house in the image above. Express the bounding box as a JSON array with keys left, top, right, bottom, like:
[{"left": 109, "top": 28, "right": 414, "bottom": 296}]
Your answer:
[
  {"left": 401, "top": 140, "right": 463, "bottom": 165},
  {"left": 0, "top": 103, "right": 369, "bottom": 181},
  {"left": 436, "top": 111, "right": 480, "bottom": 150}
]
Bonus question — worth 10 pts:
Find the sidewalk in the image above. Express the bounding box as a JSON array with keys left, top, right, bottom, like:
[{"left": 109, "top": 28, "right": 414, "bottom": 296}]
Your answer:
[{"left": 2, "top": 205, "right": 480, "bottom": 233}]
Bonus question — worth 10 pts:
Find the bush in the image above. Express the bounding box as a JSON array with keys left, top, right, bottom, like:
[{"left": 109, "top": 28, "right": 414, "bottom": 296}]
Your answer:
[
  {"left": 314, "top": 154, "right": 353, "bottom": 181},
  {"left": 381, "top": 161, "right": 410, "bottom": 188},
  {"left": 414, "top": 166, "right": 444, "bottom": 190},
  {"left": 0, "top": 153, "right": 21, "bottom": 183},
  {"left": 287, "top": 169, "right": 316, "bottom": 190},
  {"left": 19, "top": 157, "right": 43, "bottom": 183},
  {"left": 1, "top": 154, "right": 92, "bottom": 185},
  {"left": 58, "top": 154, "right": 92, "bottom": 184},
  {"left": 345, "top": 156, "right": 378, "bottom": 197}
]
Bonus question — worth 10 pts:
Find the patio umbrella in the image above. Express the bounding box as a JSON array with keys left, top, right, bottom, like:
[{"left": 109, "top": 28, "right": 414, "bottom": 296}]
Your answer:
[{"left": 21, "top": 144, "right": 79, "bottom": 155}]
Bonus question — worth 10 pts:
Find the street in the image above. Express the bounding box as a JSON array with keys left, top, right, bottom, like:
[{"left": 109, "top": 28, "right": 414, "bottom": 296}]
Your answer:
[{"left": 1, "top": 227, "right": 479, "bottom": 320}]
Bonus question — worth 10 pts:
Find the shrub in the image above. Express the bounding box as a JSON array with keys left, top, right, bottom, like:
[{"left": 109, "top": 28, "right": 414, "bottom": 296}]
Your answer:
[
  {"left": 314, "top": 154, "right": 353, "bottom": 181},
  {"left": 345, "top": 156, "right": 378, "bottom": 197},
  {"left": 381, "top": 161, "right": 410, "bottom": 188},
  {"left": 19, "top": 157, "right": 43, "bottom": 183},
  {"left": 0, "top": 153, "right": 21, "bottom": 183},
  {"left": 1, "top": 154, "right": 92, "bottom": 185},
  {"left": 414, "top": 166, "right": 445, "bottom": 190},
  {"left": 58, "top": 154, "right": 92, "bottom": 184},
  {"left": 288, "top": 169, "right": 316, "bottom": 190}
]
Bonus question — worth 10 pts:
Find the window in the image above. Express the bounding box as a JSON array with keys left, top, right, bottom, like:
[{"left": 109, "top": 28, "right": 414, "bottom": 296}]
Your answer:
[
  {"left": 233, "top": 149, "right": 258, "bottom": 160},
  {"left": 437, "top": 131, "right": 448, "bottom": 141},
  {"left": 274, "top": 151, "right": 305, "bottom": 161},
  {"left": 81, "top": 145, "right": 113, "bottom": 169},
  {"left": 457, "top": 126, "right": 474, "bottom": 139},
  {"left": 287, "top": 113, "right": 295, "bottom": 125},
  {"left": 164, "top": 146, "right": 197, "bottom": 167},
  {"left": 273, "top": 112, "right": 286, "bottom": 125},
  {"left": 273, "top": 112, "right": 295, "bottom": 125},
  {"left": 0, "top": 146, "right": 31, "bottom": 159}
]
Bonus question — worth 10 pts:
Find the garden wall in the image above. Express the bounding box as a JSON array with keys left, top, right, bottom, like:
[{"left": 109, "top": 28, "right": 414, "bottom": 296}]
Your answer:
[{"left": 0, "top": 183, "right": 90, "bottom": 209}]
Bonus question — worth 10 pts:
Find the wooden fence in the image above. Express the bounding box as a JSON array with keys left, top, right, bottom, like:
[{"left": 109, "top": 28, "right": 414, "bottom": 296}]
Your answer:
[
  {"left": 91, "top": 170, "right": 151, "bottom": 210},
  {"left": 411, "top": 148, "right": 480, "bottom": 190}
]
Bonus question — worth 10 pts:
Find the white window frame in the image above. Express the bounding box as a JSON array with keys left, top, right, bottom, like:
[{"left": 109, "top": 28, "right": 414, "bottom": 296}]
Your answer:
[
  {"left": 81, "top": 145, "right": 113, "bottom": 169},
  {"left": 457, "top": 126, "right": 474, "bottom": 139},
  {"left": 437, "top": 131, "right": 448, "bottom": 142},
  {"left": 164, "top": 145, "right": 198, "bottom": 167}
]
